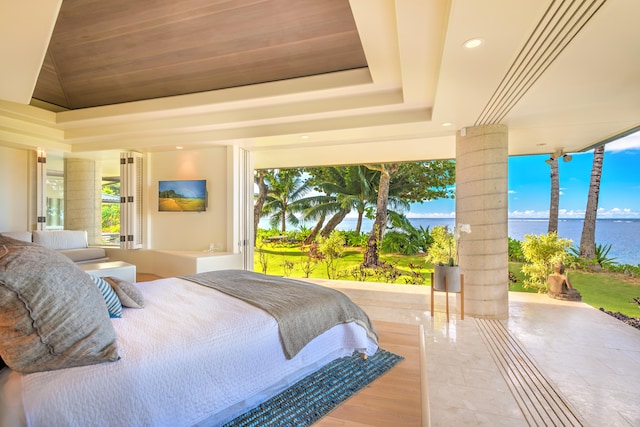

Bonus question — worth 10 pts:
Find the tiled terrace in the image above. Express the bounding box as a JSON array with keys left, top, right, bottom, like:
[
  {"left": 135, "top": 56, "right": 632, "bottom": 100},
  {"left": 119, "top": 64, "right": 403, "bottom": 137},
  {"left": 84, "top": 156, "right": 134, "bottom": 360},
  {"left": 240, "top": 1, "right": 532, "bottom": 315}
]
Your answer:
[{"left": 310, "top": 279, "right": 640, "bottom": 426}]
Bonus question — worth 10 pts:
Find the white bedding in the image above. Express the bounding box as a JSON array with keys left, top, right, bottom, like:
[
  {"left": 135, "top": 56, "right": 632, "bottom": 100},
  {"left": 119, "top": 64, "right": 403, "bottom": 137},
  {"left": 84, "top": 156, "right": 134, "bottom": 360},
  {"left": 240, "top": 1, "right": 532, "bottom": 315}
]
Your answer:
[{"left": 0, "top": 277, "right": 377, "bottom": 427}]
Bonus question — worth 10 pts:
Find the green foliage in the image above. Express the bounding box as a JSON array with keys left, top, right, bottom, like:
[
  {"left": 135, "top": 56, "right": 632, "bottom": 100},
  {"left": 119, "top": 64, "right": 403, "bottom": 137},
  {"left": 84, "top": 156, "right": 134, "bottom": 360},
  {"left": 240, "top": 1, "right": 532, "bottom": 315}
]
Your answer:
[
  {"left": 317, "top": 231, "right": 346, "bottom": 279},
  {"left": 569, "top": 242, "right": 619, "bottom": 271},
  {"left": 604, "top": 262, "right": 640, "bottom": 277},
  {"left": 101, "top": 203, "right": 120, "bottom": 233},
  {"left": 381, "top": 231, "right": 421, "bottom": 255},
  {"left": 521, "top": 232, "right": 573, "bottom": 292},
  {"left": 381, "top": 213, "right": 434, "bottom": 256},
  {"left": 339, "top": 230, "right": 368, "bottom": 247},
  {"left": 508, "top": 237, "right": 524, "bottom": 262},
  {"left": 425, "top": 225, "right": 455, "bottom": 266},
  {"left": 373, "top": 263, "right": 402, "bottom": 283}
]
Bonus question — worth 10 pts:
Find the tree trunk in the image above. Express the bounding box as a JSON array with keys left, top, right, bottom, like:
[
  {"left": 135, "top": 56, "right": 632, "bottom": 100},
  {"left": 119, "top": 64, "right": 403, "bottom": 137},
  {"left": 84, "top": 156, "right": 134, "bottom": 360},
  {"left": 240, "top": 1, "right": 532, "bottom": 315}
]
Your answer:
[
  {"left": 253, "top": 171, "right": 268, "bottom": 244},
  {"left": 320, "top": 208, "right": 349, "bottom": 238},
  {"left": 280, "top": 211, "right": 286, "bottom": 233},
  {"left": 548, "top": 156, "right": 559, "bottom": 233},
  {"left": 363, "top": 163, "right": 399, "bottom": 267},
  {"left": 303, "top": 213, "right": 325, "bottom": 244},
  {"left": 579, "top": 145, "right": 605, "bottom": 261},
  {"left": 355, "top": 210, "right": 363, "bottom": 234}
]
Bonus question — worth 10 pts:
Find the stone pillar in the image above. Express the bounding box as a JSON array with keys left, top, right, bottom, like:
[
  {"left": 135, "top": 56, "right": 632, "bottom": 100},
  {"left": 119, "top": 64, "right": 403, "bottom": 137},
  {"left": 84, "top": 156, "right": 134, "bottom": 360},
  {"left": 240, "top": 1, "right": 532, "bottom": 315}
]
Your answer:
[
  {"left": 64, "top": 158, "right": 102, "bottom": 245},
  {"left": 456, "top": 124, "right": 509, "bottom": 319}
]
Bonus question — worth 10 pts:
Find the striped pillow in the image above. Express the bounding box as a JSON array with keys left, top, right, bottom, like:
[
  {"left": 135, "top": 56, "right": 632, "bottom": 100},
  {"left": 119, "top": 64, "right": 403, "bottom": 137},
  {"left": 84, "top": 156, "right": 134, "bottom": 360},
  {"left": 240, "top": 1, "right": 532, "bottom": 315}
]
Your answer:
[{"left": 89, "top": 274, "right": 122, "bottom": 318}]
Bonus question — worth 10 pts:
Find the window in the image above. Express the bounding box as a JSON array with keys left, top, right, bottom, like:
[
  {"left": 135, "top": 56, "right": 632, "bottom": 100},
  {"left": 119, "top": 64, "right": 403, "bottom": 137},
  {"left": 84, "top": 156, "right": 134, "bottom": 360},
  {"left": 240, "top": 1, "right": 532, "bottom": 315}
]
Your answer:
[{"left": 101, "top": 177, "right": 120, "bottom": 245}]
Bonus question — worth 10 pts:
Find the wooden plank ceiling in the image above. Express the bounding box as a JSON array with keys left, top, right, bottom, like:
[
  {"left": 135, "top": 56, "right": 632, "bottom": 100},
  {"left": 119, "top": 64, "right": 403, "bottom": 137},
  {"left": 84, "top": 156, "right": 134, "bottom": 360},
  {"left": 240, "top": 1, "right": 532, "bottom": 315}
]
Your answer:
[{"left": 33, "top": 0, "right": 367, "bottom": 110}]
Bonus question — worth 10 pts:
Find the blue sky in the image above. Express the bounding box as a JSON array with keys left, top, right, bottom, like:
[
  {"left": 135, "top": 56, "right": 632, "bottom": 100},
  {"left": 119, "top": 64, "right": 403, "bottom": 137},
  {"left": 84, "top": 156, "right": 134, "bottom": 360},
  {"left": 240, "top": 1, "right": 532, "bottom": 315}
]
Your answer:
[{"left": 407, "top": 130, "right": 640, "bottom": 219}]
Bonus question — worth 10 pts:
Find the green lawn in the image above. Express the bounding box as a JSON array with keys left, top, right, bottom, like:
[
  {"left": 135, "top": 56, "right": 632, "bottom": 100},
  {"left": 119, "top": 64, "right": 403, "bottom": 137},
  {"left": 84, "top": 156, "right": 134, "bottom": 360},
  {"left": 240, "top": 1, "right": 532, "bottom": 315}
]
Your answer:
[{"left": 255, "top": 245, "right": 640, "bottom": 318}]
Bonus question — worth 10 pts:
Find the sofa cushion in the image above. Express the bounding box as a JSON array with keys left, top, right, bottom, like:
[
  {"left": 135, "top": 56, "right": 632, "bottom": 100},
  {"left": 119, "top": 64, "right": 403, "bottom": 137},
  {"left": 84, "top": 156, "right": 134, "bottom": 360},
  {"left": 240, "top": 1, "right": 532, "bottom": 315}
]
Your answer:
[
  {"left": 59, "top": 247, "right": 107, "bottom": 263},
  {"left": 0, "top": 231, "right": 32, "bottom": 243},
  {"left": 32, "top": 230, "right": 88, "bottom": 250},
  {"left": 0, "top": 236, "right": 119, "bottom": 374}
]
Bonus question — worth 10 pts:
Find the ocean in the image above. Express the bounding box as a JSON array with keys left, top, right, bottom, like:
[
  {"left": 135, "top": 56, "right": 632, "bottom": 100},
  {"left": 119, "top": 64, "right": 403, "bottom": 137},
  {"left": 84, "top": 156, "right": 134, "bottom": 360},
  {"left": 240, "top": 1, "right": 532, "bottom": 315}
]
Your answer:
[{"left": 330, "top": 217, "right": 639, "bottom": 266}]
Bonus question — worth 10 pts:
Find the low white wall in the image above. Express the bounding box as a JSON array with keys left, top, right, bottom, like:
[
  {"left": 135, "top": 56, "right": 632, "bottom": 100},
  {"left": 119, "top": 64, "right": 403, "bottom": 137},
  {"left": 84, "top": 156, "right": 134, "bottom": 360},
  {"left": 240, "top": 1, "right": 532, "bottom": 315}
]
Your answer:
[{"left": 105, "top": 247, "right": 241, "bottom": 277}]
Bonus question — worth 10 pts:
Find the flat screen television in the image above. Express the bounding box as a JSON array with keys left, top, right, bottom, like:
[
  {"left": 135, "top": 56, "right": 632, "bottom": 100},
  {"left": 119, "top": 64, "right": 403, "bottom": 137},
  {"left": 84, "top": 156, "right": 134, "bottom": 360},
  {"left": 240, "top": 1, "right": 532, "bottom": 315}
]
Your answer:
[{"left": 158, "top": 179, "right": 207, "bottom": 212}]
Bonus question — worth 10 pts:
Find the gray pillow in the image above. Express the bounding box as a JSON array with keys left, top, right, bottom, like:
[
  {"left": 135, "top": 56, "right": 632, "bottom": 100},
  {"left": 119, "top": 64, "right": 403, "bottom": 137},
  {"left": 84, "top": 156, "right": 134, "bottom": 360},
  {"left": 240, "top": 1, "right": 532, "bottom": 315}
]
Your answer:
[
  {"left": 0, "top": 236, "right": 119, "bottom": 373},
  {"left": 104, "top": 276, "right": 145, "bottom": 309}
]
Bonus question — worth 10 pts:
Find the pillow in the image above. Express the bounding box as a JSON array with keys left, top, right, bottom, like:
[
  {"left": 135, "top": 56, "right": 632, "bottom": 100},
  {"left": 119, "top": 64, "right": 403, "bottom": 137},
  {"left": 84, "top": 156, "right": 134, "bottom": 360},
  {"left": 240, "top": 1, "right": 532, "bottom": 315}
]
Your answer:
[
  {"left": 104, "top": 276, "right": 145, "bottom": 309},
  {"left": 89, "top": 275, "right": 123, "bottom": 318},
  {"left": 0, "top": 236, "right": 119, "bottom": 374}
]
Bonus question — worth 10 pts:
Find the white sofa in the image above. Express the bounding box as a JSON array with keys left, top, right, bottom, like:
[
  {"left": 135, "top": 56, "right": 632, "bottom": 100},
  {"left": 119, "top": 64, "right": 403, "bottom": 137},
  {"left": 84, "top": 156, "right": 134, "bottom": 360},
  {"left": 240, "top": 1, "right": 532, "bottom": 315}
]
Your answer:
[{"left": 0, "top": 230, "right": 107, "bottom": 264}]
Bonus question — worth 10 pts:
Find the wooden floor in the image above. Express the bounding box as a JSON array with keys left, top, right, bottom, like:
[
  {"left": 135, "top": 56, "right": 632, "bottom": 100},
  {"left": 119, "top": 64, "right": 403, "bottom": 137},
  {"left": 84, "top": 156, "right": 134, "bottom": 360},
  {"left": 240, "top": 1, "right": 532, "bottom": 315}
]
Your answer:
[
  {"left": 136, "top": 273, "right": 424, "bottom": 426},
  {"left": 317, "top": 320, "right": 423, "bottom": 427}
]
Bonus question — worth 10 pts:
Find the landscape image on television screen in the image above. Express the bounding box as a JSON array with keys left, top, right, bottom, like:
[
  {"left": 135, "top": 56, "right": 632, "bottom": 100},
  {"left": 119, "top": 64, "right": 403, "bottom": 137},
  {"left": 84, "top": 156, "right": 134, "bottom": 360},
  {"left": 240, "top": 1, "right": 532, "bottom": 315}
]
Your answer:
[{"left": 158, "top": 179, "right": 207, "bottom": 212}]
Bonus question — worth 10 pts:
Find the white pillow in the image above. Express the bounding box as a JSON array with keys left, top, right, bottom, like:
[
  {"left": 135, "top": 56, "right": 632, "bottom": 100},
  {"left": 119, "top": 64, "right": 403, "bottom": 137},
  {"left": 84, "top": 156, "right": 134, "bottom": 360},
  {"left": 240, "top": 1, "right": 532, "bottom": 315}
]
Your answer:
[{"left": 32, "top": 230, "right": 88, "bottom": 250}]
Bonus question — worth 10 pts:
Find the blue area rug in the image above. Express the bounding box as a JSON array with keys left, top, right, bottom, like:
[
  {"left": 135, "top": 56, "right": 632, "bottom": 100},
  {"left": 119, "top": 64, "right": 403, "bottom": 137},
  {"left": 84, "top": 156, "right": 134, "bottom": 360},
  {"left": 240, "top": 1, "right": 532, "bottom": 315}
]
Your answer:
[{"left": 223, "top": 349, "right": 404, "bottom": 427}]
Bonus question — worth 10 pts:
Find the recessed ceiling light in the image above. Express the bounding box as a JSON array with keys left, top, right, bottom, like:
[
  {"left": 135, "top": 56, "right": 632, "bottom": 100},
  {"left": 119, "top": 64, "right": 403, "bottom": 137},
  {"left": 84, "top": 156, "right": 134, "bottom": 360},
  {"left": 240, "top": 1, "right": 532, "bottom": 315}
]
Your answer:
[
  {"left": 463, "top": 38, "right": 483, "bottom": 49},
  {"left": 301, "top": 135, "right": 309, "bottom": 139},
  {"left": 176, "top": 146, "right": 183, "bottom": 149},
  {"left": 441, "top": 122, "right": 452, "bottom": 127}
]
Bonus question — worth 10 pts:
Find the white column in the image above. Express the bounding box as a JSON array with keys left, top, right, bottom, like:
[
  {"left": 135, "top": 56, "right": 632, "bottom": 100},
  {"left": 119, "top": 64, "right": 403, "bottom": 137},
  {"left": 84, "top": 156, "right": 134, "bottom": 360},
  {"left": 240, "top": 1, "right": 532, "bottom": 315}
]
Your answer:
[{"left": 456, "top": 124, "right": 509, "bottom": 319}]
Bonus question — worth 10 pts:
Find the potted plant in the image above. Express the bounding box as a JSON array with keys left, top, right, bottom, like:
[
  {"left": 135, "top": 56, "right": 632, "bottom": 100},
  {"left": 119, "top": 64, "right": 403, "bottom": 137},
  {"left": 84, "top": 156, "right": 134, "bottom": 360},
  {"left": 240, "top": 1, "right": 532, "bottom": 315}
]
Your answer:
[{"left": 425, "top": 224, "right": 470, "bottom": 292}]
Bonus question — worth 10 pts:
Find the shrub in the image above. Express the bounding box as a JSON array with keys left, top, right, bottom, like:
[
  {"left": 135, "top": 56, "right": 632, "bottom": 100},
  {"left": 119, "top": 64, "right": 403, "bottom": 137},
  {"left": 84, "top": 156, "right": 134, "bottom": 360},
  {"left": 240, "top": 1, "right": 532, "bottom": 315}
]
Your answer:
[
  {"left": 403, "top": 263, "right": 427, "bottom": 285},
  {"left": 381, "top": 230, "right": 421, "bottom": 255},
  {"left": 508, "top": 237, "right": 524, "bottom": 262},
  {"left": 317, "top": 231, "right": 346, "bottom": 279},
  {"left": 256, "top": 244, "right": 270, "bottom": 274},
  {"left": 281, "top": 259, "right": 294, "bottom": 277},
  {"left": 299, "top": 247, "right": 319, "bottom": 278},
  {"left": 340, "top": 230, "right": 368, "bottom": 248},
  {"left": 425, "top": 225, "right": 455, "bottom": 266},
  {"left": 521, "top": 232, "right": 573, "bottom": 292}
]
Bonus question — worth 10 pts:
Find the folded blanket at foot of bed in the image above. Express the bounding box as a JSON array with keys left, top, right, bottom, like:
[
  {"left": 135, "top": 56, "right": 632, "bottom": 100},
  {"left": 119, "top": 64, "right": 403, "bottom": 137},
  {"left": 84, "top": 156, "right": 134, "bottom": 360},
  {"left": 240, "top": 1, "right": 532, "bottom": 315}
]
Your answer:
[{"left": 180, "top": 269, "right": 378, "bottom": 358}]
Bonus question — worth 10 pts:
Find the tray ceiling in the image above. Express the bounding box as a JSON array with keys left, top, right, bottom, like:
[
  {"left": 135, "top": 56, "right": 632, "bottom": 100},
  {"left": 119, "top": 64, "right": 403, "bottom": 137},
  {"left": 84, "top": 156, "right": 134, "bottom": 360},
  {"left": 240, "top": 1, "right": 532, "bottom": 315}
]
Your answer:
[{"left": 32, "top": 0, "right": 366, "bottom": 110}]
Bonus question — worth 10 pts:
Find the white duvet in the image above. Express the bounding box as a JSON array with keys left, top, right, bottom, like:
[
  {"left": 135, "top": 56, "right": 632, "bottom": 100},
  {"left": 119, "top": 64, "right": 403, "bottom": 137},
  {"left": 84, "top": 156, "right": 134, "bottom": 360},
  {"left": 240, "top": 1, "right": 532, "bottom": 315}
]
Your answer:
[{"left": 0, "top": 277, "right": 377, "bottom": 427}]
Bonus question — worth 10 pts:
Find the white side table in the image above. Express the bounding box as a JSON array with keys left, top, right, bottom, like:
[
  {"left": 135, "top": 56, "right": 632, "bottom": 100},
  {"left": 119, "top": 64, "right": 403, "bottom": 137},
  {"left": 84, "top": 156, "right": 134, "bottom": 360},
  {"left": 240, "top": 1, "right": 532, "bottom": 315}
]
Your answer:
[{"left": 80, "top": 260, "right": 137, "bottom": 283}]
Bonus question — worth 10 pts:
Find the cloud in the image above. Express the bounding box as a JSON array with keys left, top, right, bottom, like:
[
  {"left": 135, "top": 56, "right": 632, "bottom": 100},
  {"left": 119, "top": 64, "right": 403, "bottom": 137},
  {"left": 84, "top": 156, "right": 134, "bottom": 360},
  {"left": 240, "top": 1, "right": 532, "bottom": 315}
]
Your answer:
[
  {"left": 508, "top": 190, "right": 516, "bottom": 194},
  {"left": 405, "top": 211, "right": 456, "bottom": 219},
  {"left": 606, "top": 131, "right": 640, "bottom": 152},
  {"left": 508, "top": 207, "right": 640, "bottom": 219}
]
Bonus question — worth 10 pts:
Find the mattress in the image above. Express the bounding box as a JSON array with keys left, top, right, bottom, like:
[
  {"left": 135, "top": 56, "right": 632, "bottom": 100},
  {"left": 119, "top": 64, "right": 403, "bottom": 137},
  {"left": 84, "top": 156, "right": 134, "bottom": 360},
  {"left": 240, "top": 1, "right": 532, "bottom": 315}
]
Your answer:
[{"left": 0, "top": 276, "right": 377, "bottom": 427}]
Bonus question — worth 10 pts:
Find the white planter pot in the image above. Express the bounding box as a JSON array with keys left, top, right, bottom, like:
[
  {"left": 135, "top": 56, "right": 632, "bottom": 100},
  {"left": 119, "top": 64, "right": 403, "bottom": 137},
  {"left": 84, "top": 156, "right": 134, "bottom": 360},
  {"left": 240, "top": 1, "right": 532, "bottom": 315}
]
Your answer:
[{"left": 433, "top": 265, "right": 461, "bottom": 292}]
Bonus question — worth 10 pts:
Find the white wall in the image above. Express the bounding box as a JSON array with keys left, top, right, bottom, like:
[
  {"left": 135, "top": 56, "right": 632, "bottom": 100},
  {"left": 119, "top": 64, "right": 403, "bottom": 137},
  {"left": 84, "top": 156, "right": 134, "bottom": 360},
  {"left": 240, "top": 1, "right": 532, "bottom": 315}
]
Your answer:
[
  {"left": 146, "top": 147, "right": 228, "bottom": 251},
  {"left": 0, "top": 146, "right": 31, "bottom": 232}
]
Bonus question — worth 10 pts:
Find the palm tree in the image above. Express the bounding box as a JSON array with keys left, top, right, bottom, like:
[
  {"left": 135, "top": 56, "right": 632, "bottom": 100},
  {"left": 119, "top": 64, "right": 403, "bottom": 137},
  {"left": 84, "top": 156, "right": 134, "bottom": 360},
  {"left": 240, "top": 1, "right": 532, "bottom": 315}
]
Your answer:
[
  {"left": 579, "top": 145, "right": 605, "bottom": 262},
  {"left": 303, "top": 166, "right": 379, "bottom": 238},
  {"left": 363, "top": 163, "right": 400, "bottom": 267},
  {"left": 261, "top": 168, "right": 310, "bottom": 233},
  {"left": 547, "top": 154, "right": 559, "bottom": 233},
  {"left": 253, "top": 169, "right": 270, "bottom": 243},
  {"left": 362, "top": 160, "right": 456, "bottom": 267}
]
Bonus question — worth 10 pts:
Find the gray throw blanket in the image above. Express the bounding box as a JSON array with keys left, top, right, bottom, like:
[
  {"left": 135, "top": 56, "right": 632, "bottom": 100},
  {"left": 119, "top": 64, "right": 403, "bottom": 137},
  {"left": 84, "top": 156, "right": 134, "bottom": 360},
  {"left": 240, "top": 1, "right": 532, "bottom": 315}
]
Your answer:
[{"left": 180, "top": 270, "right": 378, "bottom": 359}]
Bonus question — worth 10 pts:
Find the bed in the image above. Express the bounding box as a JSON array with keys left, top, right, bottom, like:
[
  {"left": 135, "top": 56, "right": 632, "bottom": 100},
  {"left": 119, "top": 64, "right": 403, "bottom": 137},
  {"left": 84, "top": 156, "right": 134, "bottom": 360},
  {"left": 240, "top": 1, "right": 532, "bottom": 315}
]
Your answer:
[{"left": 0, "top": 237, "right": 378, "bottom": 427}]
